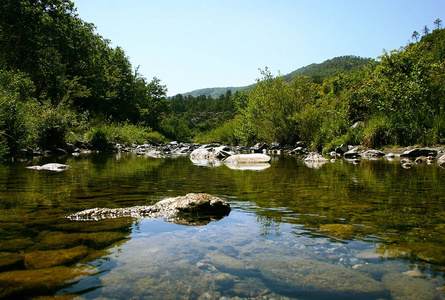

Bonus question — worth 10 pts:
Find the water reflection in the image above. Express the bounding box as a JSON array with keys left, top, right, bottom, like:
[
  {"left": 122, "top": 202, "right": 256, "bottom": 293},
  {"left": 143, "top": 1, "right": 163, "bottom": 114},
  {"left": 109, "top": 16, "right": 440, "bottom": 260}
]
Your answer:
[{"left": 0, "top": 153, "right": 444, "bottom": 299}]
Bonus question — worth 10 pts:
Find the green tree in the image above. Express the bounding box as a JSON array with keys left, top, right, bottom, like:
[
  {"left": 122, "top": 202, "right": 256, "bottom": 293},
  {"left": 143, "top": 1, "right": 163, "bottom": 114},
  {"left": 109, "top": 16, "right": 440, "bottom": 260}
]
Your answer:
[
  {"left": 434, "top": 18, "right": 442, "bottom": 29},
  {"left": 412, "top": 31, "right": 420, "bottom": 42}
]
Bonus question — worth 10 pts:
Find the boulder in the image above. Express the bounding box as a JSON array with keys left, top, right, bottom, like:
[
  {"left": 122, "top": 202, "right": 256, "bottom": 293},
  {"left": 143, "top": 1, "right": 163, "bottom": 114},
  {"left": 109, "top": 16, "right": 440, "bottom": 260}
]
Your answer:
[
  {"left": 224, "top": 154, "right": 271, "bottom": 164},
  {"left": 250, "top": 143, "right": 268, "bottom": 153},
  {"left": 26, "top": 163, "right": 71, "bottom": 172},
  {"left": 290, "top": 146, "right": 308, "bottom": 155},
  {"left": 335, "top": 143, "right": 349, "bottom": 155},
  {"left": 303, "top": 152, "right": 329, "bottom": 169},
  {"left": 400, "top": 148, "right": 437, "bottom": 158},
  {"left": 67, "top": 193, "right": 231, "bottom": 225},
  {"left": 362, "top": 150, "right": 385, "bottom": 158},
  {"left": 303, "top": 152, "right": 328, "bottom": 162},
  {"left": 438, "top": 154, "right": 445, "bottom": 167},
  {"left": 344, "top": 147, "right": 361, "bottom": 158},
  {"left": 190, "top": 144, "right": 234, "bottom": 160}
]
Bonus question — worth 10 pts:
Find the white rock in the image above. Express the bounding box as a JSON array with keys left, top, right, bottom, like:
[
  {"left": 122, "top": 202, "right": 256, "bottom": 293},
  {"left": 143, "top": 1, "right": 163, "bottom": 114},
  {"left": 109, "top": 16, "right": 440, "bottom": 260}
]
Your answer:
[{"left": 224, "top": 154, "right": 271, "bottom": 164}]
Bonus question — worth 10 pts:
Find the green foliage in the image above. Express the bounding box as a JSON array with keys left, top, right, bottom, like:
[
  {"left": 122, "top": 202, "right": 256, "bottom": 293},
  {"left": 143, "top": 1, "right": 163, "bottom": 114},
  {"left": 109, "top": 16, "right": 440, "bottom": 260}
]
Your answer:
[
  {"left": 236, "top": 68, "right": 319, "bottom": 146},
  {"left": 36, "top": 101, "right": 84, "bottom": 150},
  {"left": 283, "top": 56, "right": 373, "bottom": 83},
  {"left": 88, "top": 127, "right": 110, "bottom": 151},
  {"left": 1, "top": 1, "right": 444, "bottom": 158},
  {"left": 0, "top": 69, "right": 37, "bottom": 154},
  {"left": 159, "top": 115, "right": 193, "bottom": 142},
  {"left": 0, "top": 0, "right": 170, "bottom": 157},
  {"left": 108, "top": 122, "right": 167, "bottom": 145},
  {"left": 86, "top": 123, "right": 167, "bottom": 149},
  {"left": 195, "top": 118, "right": 240, "bottom": 145},
  {"left": 233, "top": 28, "right": 445, "bottom": 150}
]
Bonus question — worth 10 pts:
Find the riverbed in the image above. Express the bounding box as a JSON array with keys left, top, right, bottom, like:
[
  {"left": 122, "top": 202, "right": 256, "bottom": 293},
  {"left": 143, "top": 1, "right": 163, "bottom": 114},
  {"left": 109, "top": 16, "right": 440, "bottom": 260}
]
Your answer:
[{"left": 0, "top": 152, "right": 444, "bottom": 299}]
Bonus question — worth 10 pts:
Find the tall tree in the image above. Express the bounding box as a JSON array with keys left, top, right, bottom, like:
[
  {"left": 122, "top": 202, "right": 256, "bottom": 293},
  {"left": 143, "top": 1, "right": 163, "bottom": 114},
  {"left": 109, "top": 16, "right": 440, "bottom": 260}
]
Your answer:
[
  {"left": 412, "top": 31, "right": 420, "bottom": 42},
  {"left": 423, "top": 25, "right": 430, "bottom": 36},
  {"left": 434, "top": 18, "right": 442, "bottom": 29}
]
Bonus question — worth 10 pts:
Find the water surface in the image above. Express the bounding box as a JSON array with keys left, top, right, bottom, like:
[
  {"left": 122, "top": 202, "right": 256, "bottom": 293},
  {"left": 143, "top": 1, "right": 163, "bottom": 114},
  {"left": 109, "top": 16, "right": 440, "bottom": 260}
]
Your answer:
[{"left": 0, "top": 153, "right": 444, "bottom": 299}]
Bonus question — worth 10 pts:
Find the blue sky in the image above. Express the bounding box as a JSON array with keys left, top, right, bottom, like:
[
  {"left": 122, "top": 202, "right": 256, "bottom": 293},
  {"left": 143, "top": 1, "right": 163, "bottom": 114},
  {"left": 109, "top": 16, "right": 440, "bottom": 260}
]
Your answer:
[{"left": 73, "top": 0, "right": 444, "bottom": 96}]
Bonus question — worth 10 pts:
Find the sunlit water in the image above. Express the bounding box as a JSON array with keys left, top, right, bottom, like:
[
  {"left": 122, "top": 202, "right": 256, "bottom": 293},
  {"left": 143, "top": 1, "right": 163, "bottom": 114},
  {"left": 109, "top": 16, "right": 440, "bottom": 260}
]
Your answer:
[{"left": 0, "top": 152, "right": 444, "bottom": 299}]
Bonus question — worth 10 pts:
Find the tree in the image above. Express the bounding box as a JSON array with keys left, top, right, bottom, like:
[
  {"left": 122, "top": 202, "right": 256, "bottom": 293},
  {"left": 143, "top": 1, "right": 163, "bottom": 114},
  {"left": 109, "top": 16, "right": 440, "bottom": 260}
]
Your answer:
[
  {"left": 423, "top": 25, "right": 430, "bottom": 36},
  {"left": 412, "top": 31, "right": 420, "bottom": 42},
  {"left": 434, "top": 18, "right": 442, "bottom": 30}
]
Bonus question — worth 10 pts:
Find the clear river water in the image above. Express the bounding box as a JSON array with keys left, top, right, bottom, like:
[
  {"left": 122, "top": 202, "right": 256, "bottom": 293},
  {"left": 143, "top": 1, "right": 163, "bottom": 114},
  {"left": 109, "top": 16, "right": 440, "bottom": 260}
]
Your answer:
[{"left": 0, "top": 152, "right": 444, "bottom": 299}]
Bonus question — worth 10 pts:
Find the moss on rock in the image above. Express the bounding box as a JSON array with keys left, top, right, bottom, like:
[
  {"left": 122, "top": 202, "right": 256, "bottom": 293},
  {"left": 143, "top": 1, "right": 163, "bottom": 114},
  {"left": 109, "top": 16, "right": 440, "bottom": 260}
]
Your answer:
[{"left": 24, "top": 245, "right": 90, "bottom": 269}]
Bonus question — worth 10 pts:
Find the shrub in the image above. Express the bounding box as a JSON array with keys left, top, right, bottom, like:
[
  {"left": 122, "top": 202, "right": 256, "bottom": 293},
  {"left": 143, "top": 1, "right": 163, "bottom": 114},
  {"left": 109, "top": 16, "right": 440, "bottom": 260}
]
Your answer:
[
  {"left": 195, "top": 118, "right": 239, "bottom": 145},
  {"left": 108, "top": 122, "right": 167, "bottom": 145},
  {"left": 87, "top": 127, "right": 110, "bottom": 151},
  {"left": 36, "top": 102, "right": 82, "bottom": 150},
  {"left": 159, "top": 115, "right": 192, "bottom": 142}
]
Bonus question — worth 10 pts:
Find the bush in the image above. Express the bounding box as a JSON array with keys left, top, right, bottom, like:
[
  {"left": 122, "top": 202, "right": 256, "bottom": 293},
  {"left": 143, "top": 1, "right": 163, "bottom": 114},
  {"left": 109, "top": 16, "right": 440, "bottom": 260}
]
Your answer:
[
  {"left": 108, "top": 122, "right": 167, "bottom": 145},
  {"left": 362, "top": 116, "right": 393, "bottom": 148},
  {"left": 88, "top": 127, "right": 110, "bottom": 151},
  {"left": 86, "top": 123, "right": 167, "bottom": 149},
  {"left": 36, "top": 102, "right": 82, "bottom": 150},
  {"left": 195, "top": 118, "right": 239, "bottom": 144},
  {"left": 159, "top": 115, "right": 192, "bottom": 142}
]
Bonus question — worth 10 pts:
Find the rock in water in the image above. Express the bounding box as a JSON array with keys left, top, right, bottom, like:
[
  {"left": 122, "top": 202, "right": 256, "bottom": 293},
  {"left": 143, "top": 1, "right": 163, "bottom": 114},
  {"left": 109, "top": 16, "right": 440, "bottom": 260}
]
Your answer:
[
  {"left": 26, "top": 163, "right": 71, "bottom": 172},
  {"left": 224, "top": 154, "right": 271, "bottom": 164},
  {"left": 67, "top": 193, "right": 231, "bottom": 225},
  {"left": 400, "top": 148, "right": 437, "bottom": 158}
]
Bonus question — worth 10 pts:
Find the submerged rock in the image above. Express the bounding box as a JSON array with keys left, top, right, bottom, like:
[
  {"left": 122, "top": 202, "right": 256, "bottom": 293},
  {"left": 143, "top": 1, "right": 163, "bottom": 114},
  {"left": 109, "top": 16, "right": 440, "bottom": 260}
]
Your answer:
[
  {"left": 0, "top": 266, "right": 96, "bottom": 299},
  {"left": 26, "top": 163, "right": 71, "bottom": 172},
  {"left": 24, "top": 245, "right": 90, "bottom": 269},
  {"left": 67, "top": 193, "right": 231, "bottom": 225},
  {"left": 257, "top": 256, "right": 385, "bottom": 298},
  {"left": 31, "top": 231, "right": 127, "bottom": 251},
  {"left": 0, "top": 252, "right": 24, "bottom": 272},
  {"left": 0, "top": 238, "right": 34, "bottom": 251},
  {"left": 382, "top": 273, "right": 440, "bottom": 300},
  {"left": 319, "top": 224, "right": 358, "bottom": 239}
]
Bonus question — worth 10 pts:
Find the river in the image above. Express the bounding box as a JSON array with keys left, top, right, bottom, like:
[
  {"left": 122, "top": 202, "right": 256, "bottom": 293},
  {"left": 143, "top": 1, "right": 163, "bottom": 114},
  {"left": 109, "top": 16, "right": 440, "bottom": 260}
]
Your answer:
[{"left": 0, "top": 152, "right": 444, "bottom": 299}]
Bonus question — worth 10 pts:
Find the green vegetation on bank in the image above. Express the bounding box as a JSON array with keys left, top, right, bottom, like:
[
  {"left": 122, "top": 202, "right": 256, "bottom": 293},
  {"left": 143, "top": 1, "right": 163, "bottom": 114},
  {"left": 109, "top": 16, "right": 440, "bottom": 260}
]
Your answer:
[
  {"left": 1, "top": 0, "right": 444, "bottom": 158},
  {"left": 198, "top": 27, "right": 445, "bottom": 151}
]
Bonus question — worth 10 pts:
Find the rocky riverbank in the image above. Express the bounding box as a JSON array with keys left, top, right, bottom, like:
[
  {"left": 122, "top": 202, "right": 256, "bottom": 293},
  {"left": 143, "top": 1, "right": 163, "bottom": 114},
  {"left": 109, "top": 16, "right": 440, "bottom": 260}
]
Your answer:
[{"left": 20, "top": 140, "right": 445, "bottom": 169}]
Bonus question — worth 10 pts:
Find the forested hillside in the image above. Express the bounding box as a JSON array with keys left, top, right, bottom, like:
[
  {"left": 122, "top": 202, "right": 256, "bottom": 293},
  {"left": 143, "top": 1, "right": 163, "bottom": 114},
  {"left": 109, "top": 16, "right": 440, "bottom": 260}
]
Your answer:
[
  {"left": 282, "top": 56, "right": 372, "bottom": 84},
  {"left": 1, "top": 0, "right": 443, "bottom": 158},
  {"left": 178, "top": 56, "right": 372, "bottom": 98},
  {"left": 0, "top": 0, "right": 170, "bottom": 157},
  {"left": 227, "top": 28, "right": 445, "bottom": 150}
]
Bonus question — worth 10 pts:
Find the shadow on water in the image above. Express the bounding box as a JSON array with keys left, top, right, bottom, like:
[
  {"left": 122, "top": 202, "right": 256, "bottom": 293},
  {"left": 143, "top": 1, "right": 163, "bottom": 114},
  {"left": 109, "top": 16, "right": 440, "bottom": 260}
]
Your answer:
[{"left": 0, "top": 152, "right": 444, "bottom": 299}]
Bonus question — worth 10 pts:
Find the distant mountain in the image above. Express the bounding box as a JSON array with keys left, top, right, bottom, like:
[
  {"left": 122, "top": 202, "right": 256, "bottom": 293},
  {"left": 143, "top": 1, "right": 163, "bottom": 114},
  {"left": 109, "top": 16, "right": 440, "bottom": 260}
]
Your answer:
[
  {"left": 178, "top": 55, "right": 372, "bottom": 98},
  {"left": 179, "top": 86, "right": 252, "bottom": 98}
]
